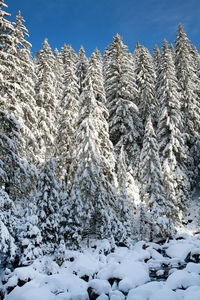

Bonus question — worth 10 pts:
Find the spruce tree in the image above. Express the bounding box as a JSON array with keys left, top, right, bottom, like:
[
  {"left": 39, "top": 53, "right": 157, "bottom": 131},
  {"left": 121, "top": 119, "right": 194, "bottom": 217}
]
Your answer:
[
  {"left": 104, "top": 34, "right": 142, "bottom": 172},
  {"left": 0, "top": 1, "right": 19, "bottom": 112},
  {"left": 175, "top": 24, "right": 200, "bottom": 181},
  {"left": 133, "top": 41, "right": 141, "bottom": 69},
  {"left": 76, "top": 45, "right": 88, "bottom": 94},
  {"left": 0, "top": 110, "right": 27, "bottom": 202},
  {"left": 157, "top": 39, "right": 189, "bottom": 224},
  {"left": 36, "top": 158, "right": 60, "bottom": 254},
  {"left": 87, "top": 48, "right": 106, "bottom": 103},
  {"left": 18, "top": 202, "right": 43, "bottom": 265},
  {"left": 35, "top": 39, "right": 57, "bottom": 163},
  {"left": 116, "top": 146, "right": 132, "bottom": 242},
  {"left": 55, "top": 44, "right": 79, "bottom": 184},
  {"left": 67, "top": 79, "right": 128, "bottom": 248},
  {"left": 54, "top": 48, "right": 64, "bottom": 104},
  {"left": 136, "top": 46, "right": 157, "bottom": 125},
  {"left": 153, "top": 44, "right": 160, "bottom": 73},
  {"left": 139, "top": 115, "right": 171, "bottom": 240},
  {"left": 12, "top": 11, "right": 38, "bottom": 168}
]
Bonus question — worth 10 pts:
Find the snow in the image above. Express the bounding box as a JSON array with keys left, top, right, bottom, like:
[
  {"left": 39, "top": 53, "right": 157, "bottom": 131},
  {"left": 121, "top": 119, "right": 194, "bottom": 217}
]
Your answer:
[
  {"left": 183, "top": 286, "right": 200, "bottom": 300},
  {"left": 2, "top": 238, "right": 200, "bottom": 300},
  {"left": 166, "top": 270, "right": 200, "bottom": 290},
  {"left": 185, "top": 262, "right": 200, "bottom": 274},
  {"left": 88, "top": 279, "right": 111, "bottom": 295},
  {"left": 127, "top": 282, "right": 163, "bottom": 300},
  {"left": 109, "top": 290, "right": 125, "bottom": 300},
  {"left": 6, "top": 285, "right": 55, "bottom": 300},
  {"left": 149, "top": 287, "right": 180, "bottom": 300},
  {"left": 165, "top": 242, "right": 193, "bottom": 259}
]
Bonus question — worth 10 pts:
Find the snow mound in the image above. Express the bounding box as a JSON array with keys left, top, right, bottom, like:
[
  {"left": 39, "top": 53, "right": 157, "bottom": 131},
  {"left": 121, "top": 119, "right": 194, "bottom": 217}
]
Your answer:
[
  {"left": 127, "top": 281, "right": 163, "bottom": 300},
  {"left": 183, "top": 286, "right": 200, "bottom": 300},
  {"left": 166, "top": 243, "right": 193, "bottom": 260},
  {"left": 185, "top": 262, "right": 200, "bottom": 274},
  {"left": 88, "top": 279, "right": 111, "bottom": 295},
  {"left": 6, "top": 285, "right": 55, "bottom": 300},
  {"left": 149, "top": 287, "right": 180, "bottom": 300},
  {"left": 166, "top": 270, "right": 200, "bottom": 290},
  {"left": 109, "top": 290, "right": 125, "bottom": 300}
]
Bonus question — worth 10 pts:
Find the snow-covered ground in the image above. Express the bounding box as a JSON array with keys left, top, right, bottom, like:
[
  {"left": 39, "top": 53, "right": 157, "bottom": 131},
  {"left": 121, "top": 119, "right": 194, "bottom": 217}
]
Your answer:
[{"left": 1, "top": 233, "right": 200, "bottom": 300}]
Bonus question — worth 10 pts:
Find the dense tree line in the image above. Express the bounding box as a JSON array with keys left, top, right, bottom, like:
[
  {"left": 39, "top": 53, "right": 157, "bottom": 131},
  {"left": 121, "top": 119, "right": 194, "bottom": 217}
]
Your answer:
[{"left": 0, "top": 0, "right": 200, "bottom": 266}]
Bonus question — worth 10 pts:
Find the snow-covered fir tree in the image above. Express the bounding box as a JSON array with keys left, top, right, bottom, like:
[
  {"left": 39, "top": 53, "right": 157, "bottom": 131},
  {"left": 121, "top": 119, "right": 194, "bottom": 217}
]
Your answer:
[
  {"left": 66, "top": 78, "right": 128, "bottom": 249},
  {"left": 55, "top": 44, "right": 79, "bottom": 184},
  {"left": 87, "top": 48, "right": 106, "bottom": 104},
  {"left": 136, "top": 46, "right": 157, "bottom": 125},
  {"left": 0, "top": 189, "right": 17, "bottom": 266},
  {"left": 116, "top": 146, "right": 132, "bottom": 241},
  {"left": 133, "top": 41, "right": 141, "bottom": 69},
  {"left": 156, "top": 39, "right": 189, "bottom": 224},
  {"left": 0, "top": 110, "right": 27, "bottom": 202},
  {"left": 12, "top": 10, "right": 39, "bottom": 178},
  {"left": 139, "top": 115, "right": 171, "bottom": 240},
  {"left": 35, "top": 39, "right": 57, "bottom": 164},
  {"left": 0, "top": 1, "right": 20, "bottom": 114},
  {"left": 103, "top": 34, "right": 142, "bottom": 174},
  {"left": 18, "top": 202, "right": 43, "bottom": 265},
  {"left": 76, "top": 45, "right": 88, "bottom": 94},
  {"left": 53, "top": 48, "right": 64, "bottom": 104},
  {"left": 36, "top": 158, "right": 60, "bottom": 254},
  {"left": 175, "top": 24, "right": 200, "bottom": 181},
  {"left": 153, "top": 44, "right": 160, "bottom": 73}
]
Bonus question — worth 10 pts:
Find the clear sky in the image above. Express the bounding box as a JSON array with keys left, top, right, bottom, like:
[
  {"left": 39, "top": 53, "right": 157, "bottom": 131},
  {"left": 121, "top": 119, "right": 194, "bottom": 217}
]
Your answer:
[{"left": 7, "top": 0, "right": 200, "bottom": 56}]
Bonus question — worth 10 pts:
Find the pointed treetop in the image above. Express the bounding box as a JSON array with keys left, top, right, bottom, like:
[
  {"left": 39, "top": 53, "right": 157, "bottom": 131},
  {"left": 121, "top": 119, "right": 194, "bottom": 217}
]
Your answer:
[
  {"left": 78, "top": 45, "right": 86, "bottom": 58},
  {"left": 94, "top": 48, "right": 101, "bottom": 58},
  {"left": 54, "top": 48, "right": 59, "bottom": 55},
  {"left": 153, "top": 44, "right": 160, "bottom": 54},
  {"left": 134, "top": 41, "right": 141, "bottom": 51},
  {"left": 176, "top": 23, "right": 190, "bottom": 42},
  {"left": 114, "top": 33, "right": 122, "bottom": 41},
  {"left": 41, "top": 38, "right": 53, "bottom": 54},
  {"left": 162, "top": 39, "right": 168, "bottom": 52}
]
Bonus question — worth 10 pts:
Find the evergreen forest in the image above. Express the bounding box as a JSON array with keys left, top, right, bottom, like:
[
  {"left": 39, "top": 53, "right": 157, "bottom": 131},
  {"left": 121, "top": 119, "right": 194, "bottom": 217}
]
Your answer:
[{"left": 1, "top": 0, "right": 200, "bottom": 269}]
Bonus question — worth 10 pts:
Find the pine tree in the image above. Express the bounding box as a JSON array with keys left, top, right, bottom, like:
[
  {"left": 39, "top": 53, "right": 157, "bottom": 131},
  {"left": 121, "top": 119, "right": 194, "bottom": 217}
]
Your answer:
[
  {"left": 55, "top": 44, "right": 79, "bottom": 184},
  {"left": 18, "top": 202, "right": 43, "bottom": 265},
  {"left": 175, "top": 24, "right": 200, "bottom": 180},
  {"left": 0, "top": 219, "right": 17, "bottom": 265},
  {"left": 0, "top": 1, "right": 19, "bottom": 112},
  {"left": 153, "top": 44, "right": 160, "bottom": 73},
  {"left": 12, "top": 11, "right": 38, "bottom": 171},
  {"left": 76, "top": 45, "right": 88, "bottom": 94},
  {"left": 169, "top": 44, "right": 175, "bottom": 61},
  {"left": 133, "top": 41, "right": 141, "bottom": 69},
  {"left": 0, "top": 110, "right": 27, "bottom": 202},
  {"left": 66, "top": 79, "right": 128, "bottom": 249},
  {"left": 35, "top": 39, "right": 57, "bottom": 163},
  {"left": 116, "top": 146, "right": 132, "bottom": 242},
  {"left": 139, "top": 115, "right": 171, "bottom": 240},
  {"left": 54, "top": 48, "right": 64, "bottom": 104},
  {"left": 157, "top": 39, "right": 189, "bottom": 224},
  {"left": 87, "top": 48, "right": 106, "bottom": 103},
  {"left": 104, "top": 34, "right": 142, "bottom": 172},
  {"left": 36, "top": 158, "right": 60, "bottom": 254},
  {"left": 0, "top": 189, "right": 17, "bottom": 240},
  {"left": 136, "top": 46, "right": 157, "bottom": 125}
]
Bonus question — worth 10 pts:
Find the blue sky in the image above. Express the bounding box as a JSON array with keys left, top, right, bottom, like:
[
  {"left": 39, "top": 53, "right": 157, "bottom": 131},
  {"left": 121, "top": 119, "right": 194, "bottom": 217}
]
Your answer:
[{"left": 7, "top": 0, "right": 200, "bottom": 56}]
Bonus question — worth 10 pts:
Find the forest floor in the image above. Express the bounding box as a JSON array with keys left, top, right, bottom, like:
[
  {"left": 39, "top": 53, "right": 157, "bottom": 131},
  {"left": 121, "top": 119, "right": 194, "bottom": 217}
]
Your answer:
[
  {"left": 1, "top": 192, "right": 200, "bottom": 300},
  {"left": 1, "top": 233, "right": 200, "bottom": 299}
]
